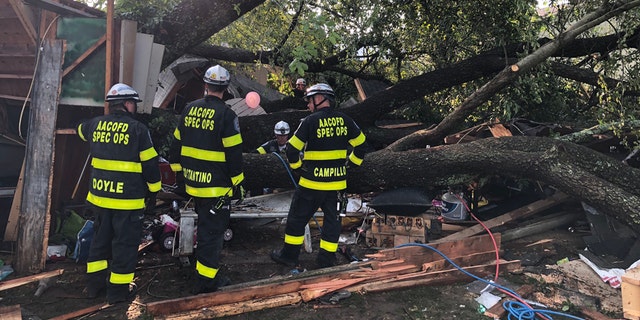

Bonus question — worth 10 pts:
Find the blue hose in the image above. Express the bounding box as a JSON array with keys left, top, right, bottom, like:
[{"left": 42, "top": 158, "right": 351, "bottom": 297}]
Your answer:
[{"left": 395, "top": 243, "right": 585, "bottom": 320}]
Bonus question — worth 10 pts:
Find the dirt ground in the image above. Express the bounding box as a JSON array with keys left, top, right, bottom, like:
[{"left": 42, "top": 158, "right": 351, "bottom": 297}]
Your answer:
[{"left": 0, "top": 209, "right": 625, "bottom": 320}]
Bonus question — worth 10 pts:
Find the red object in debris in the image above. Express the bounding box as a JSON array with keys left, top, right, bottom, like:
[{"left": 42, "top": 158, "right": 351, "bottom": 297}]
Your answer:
[{"left": 159, "top": 162, "right": 176, "bottom": 186}]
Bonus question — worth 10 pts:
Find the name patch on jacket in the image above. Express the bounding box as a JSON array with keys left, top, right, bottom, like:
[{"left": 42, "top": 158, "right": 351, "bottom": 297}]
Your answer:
[
  {"left": 93, "top": 178, "right": 124, "bottom": 193},
  {"left": 314, "top": 166, "right": 346, "bottom": 177},
  {"left": 92, "top": 120, "right": 130, "bottom": 144},
  {"left": 317, "top": 117, "right": 348, "bottom": 138},
  {"left": 184, "top": 106, "right": 215, "bottom": 130}
]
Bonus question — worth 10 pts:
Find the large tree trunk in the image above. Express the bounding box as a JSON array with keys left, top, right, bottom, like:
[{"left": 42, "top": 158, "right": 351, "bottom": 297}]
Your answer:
[
  {"left": 242, "top": 136, "right": 640, "bottom": 233},
  {"left": 151, "top": 0, "right": 266, "bottom": 66}
]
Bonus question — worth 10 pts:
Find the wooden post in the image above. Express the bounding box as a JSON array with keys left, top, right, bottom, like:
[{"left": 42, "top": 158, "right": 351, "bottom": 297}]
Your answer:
[
  {"left": 15, "top": 39, "right": 63, "bottom": 275},
  {"left": 104, "top": 0, "right": 114, "bottom": 114}
]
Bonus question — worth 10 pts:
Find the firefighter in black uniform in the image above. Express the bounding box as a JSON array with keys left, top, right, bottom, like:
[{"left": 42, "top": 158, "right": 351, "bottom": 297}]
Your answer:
[
  {"left": 78, "top": 83, "right": 161, "bottom": 304},
  {"left": 255, "top": 120, "right": 290, "bottom": 155},
  {"left": 271, "top": 83, "right": 367, "bottom": 268},
  {"left": 169, "top": 65, "right": 245, "bottom": 294}
]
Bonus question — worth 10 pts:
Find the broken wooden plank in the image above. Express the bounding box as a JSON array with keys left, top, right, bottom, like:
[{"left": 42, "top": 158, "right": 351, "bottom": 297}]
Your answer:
[
  {"left": 368, "top": 233, "right": 502, "bottom": 267},
  {"left": 147, "top": 235, "right": 504, "bottom": 318},
  {"left": 435, "top": 192, "right": 570, "bottom": 242},
  {"left": 0, "top": 305, "right": 21, "bottom": 320},
  {"left": 158, "top": 292, "right": 302, "bottom": 320},
  {"left": 483, "top": 284, "right": 534, "bottom": 319},
  {"left": 501, "top": 210, "right": 583, "bottom": 242},
  {"left": 0, "top": 269, "right": 63, "bottom": 291},
  {"left": 488, "top": 123, "right": 512, "bottom": 137},
  {"left": 48, "top": 303, "right": 112, "bottom": 320},
  {"left": 354, "top": 259, "right": 521, "bottom": 294}
]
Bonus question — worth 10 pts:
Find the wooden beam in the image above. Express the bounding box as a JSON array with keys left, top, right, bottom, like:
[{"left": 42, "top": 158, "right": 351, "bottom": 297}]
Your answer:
[
  {"left": 105, "top": 0, "right": 114, "bottom": 115},
  {"left": 23, "top": 0, "right": 97, "bottom": 17},
  {"left": 0, "top": 269, "right": 63, "bottom": 291},
  {"left": 0, "top": 94, "right": 30, "bottom": 102},
  {"left": 0, "top": 305, "right": 21, "bottom": 320},
  {"left": 62, "top": 34, "right": 106, "bottom": 78},
  {"left": 4, "top": 162, "right": 24, "bottom": 241},
  {"left": 147, "top": 234, "right": 505, "bottom": 317},
  {"left": 434, "top": 192, "right": 570, "bottom": 242},
  {"left": 48, "top": 303, "right": 112, "bottom": 320},
  {"left": 15, "top": 39, "right": 63, "bottom": 275},
  {"left": 8, "top": 0, "right": 37, "bottom": 45},
  {"left": 0, "top": 74, "right": 33, "bottom": 79}
]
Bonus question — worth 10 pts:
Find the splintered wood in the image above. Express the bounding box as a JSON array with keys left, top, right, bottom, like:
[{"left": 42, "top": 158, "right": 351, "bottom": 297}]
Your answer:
[{"left": 146, "top": 233, "right": 520, "bottom": 319}]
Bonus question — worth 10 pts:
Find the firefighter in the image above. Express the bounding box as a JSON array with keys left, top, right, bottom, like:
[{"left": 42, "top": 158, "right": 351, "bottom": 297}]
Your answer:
[
  {"left": 169, "top": 65, "right": 245, "bottom": 294},
  {"left": 271, "top": 83, "right": 367, "bottom": 268},
  {"left": 255, "top": 121, "right": 290, "bottom": 155},
  {"left": 293, "top": 78, "right": 307, "bottom": 99},
  {"left": 78, "top": 83, "right": 162, "bottom": 304}
]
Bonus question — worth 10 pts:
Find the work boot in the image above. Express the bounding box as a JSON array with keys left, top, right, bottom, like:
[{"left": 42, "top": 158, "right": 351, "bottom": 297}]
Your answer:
[
  {"left": 106, "top": 282, "right": 137, "bottom": 305},
  {"left": 83, "top": 270, "right": 108, "bottom": 299},
  {"left": 270, "top": 243, "right": 300, "bottom": 267},
  {"left": 190, "top": 274, "right": 231, "bottom": 295},
  {"left": 316, "top": 249, "right": 337, "bottom": 269}
]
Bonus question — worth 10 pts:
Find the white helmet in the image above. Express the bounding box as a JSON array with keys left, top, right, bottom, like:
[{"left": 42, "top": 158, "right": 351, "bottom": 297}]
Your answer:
[
  {"left": 305, "top": 83, "right": 335, "bottom": 100},
  {"left": 203, "top": 65, "right": 230, "bottom": 86},
  {"left": 295, "top": 78, "right": 306, "bottom": 86},
  {"left": 105, "top": 83, "right": 142, "bottom": 102},
  {"left": 274, "top": 121, "right": 290, "bottom": 135}
]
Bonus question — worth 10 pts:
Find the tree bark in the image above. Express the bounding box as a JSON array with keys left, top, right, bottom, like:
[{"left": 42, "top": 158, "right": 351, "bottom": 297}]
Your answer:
[
  {"left": 242, "top": 136, "right": 640, "bottom": 233},
  {"left": 151, "top": 0, "right": 267, "bottom": 65}
]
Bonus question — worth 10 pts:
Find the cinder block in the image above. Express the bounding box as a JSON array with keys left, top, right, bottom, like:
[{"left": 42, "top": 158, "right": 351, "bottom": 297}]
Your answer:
[{"left": 622, "top": 265, "right": 640, "bottom": 320}]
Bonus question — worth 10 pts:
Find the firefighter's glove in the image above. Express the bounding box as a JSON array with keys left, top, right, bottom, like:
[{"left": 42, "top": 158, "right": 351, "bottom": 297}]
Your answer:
[
  {"left": 234, "top": 184, "right": 246, "bottom": 205},
  {"left": 145, "top": 192, "right": 158, "bottom": 213}
]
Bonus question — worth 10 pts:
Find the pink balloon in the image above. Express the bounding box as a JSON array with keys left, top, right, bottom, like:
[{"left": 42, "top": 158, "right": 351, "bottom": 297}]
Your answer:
[{"left": 246, "top": 91, "right": 260, "bottom": 109}]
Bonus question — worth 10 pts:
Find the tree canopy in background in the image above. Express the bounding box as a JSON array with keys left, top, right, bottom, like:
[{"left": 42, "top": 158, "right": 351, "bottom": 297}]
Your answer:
[{"left": 77, "top": 0, "right": 640, "bottom": 231}]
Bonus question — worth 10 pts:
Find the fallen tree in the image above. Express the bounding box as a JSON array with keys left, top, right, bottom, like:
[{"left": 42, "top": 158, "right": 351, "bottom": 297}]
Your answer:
[{"left": 243, "top": 135, "right": 640, "bottom": 233}]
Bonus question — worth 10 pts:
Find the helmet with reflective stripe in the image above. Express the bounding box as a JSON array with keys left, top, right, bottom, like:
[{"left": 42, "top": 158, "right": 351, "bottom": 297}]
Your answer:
[
  {"left": 105, "top": 83, "right": 142, "bottom": 102},
  {"left": 203, "top": 65, "right": 231, "bottom": 86},
  {"left": 274, "top": 121, "right": 290, "bottom": 135},
  {"left": 305, "top": 83, "right": 334, "bottom": 100}
]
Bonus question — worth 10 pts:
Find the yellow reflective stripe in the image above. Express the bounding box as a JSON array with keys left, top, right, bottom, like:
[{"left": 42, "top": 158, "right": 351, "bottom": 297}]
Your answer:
[
  {"left": 182, "top": 146, "right": 225, "bottom": 162},
  {"left": 285, "top": 234, "right": 305, "bottom": 245},
  {"left": 87, "top": 192, "right": 145, "bottom": 210},
  {"left": 289, "top": 159, "right": 302, "bottom": 169},
  {"left": 185, "top": 185, "right": 232, "bottom": 198},
  {"left": 87, "top": 260, "right": 108, "bottom": 273},
  {"left": 298, "top": 177, "right": 346, "bottom": 191},
  {"left": 320, "top": 239, "right": 338, "bottom": 252},
  {"left": 173, "top": 128, "right": 181, "bottom": 140},
  {"left": 196, "top": 260, "right": 218, "bottom": 279},
  {"left": 222, "top": 133, "right": 242, "bottom": 148},
  {"left": 349, "top": 153, "right": 363, "bottom": 166},
  {"left": 289, "top": 136, "right": 305, "bottom": 151},
  {"left": 256, "top": 147, "right": 267, "bottom": 154},
  {"left": 139, "top": 147, "right": 158, "bottom": 162},
  {"left": 148, "top": 181, "right": 161, "bottom": 192},
  {"left": 231, "top": 173, "right": 244, "bottom": 185},
  {"left": 92, "top": 158, "right": 142, "bottom": 173},
  {"left": 77, "top": 124, "right": 86, "bottom": 141},
  {"left": 110, "top": 272, "right": 134, "bottom": 285},
  {"left": 170, "top": 163, "right": 182, "bottom": 172},
  {"left": 349, "top": 132, "right": 366, "bottom": 147},
  {"left": 303, "top": 150, "right": 346, "bottom": 160}
]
